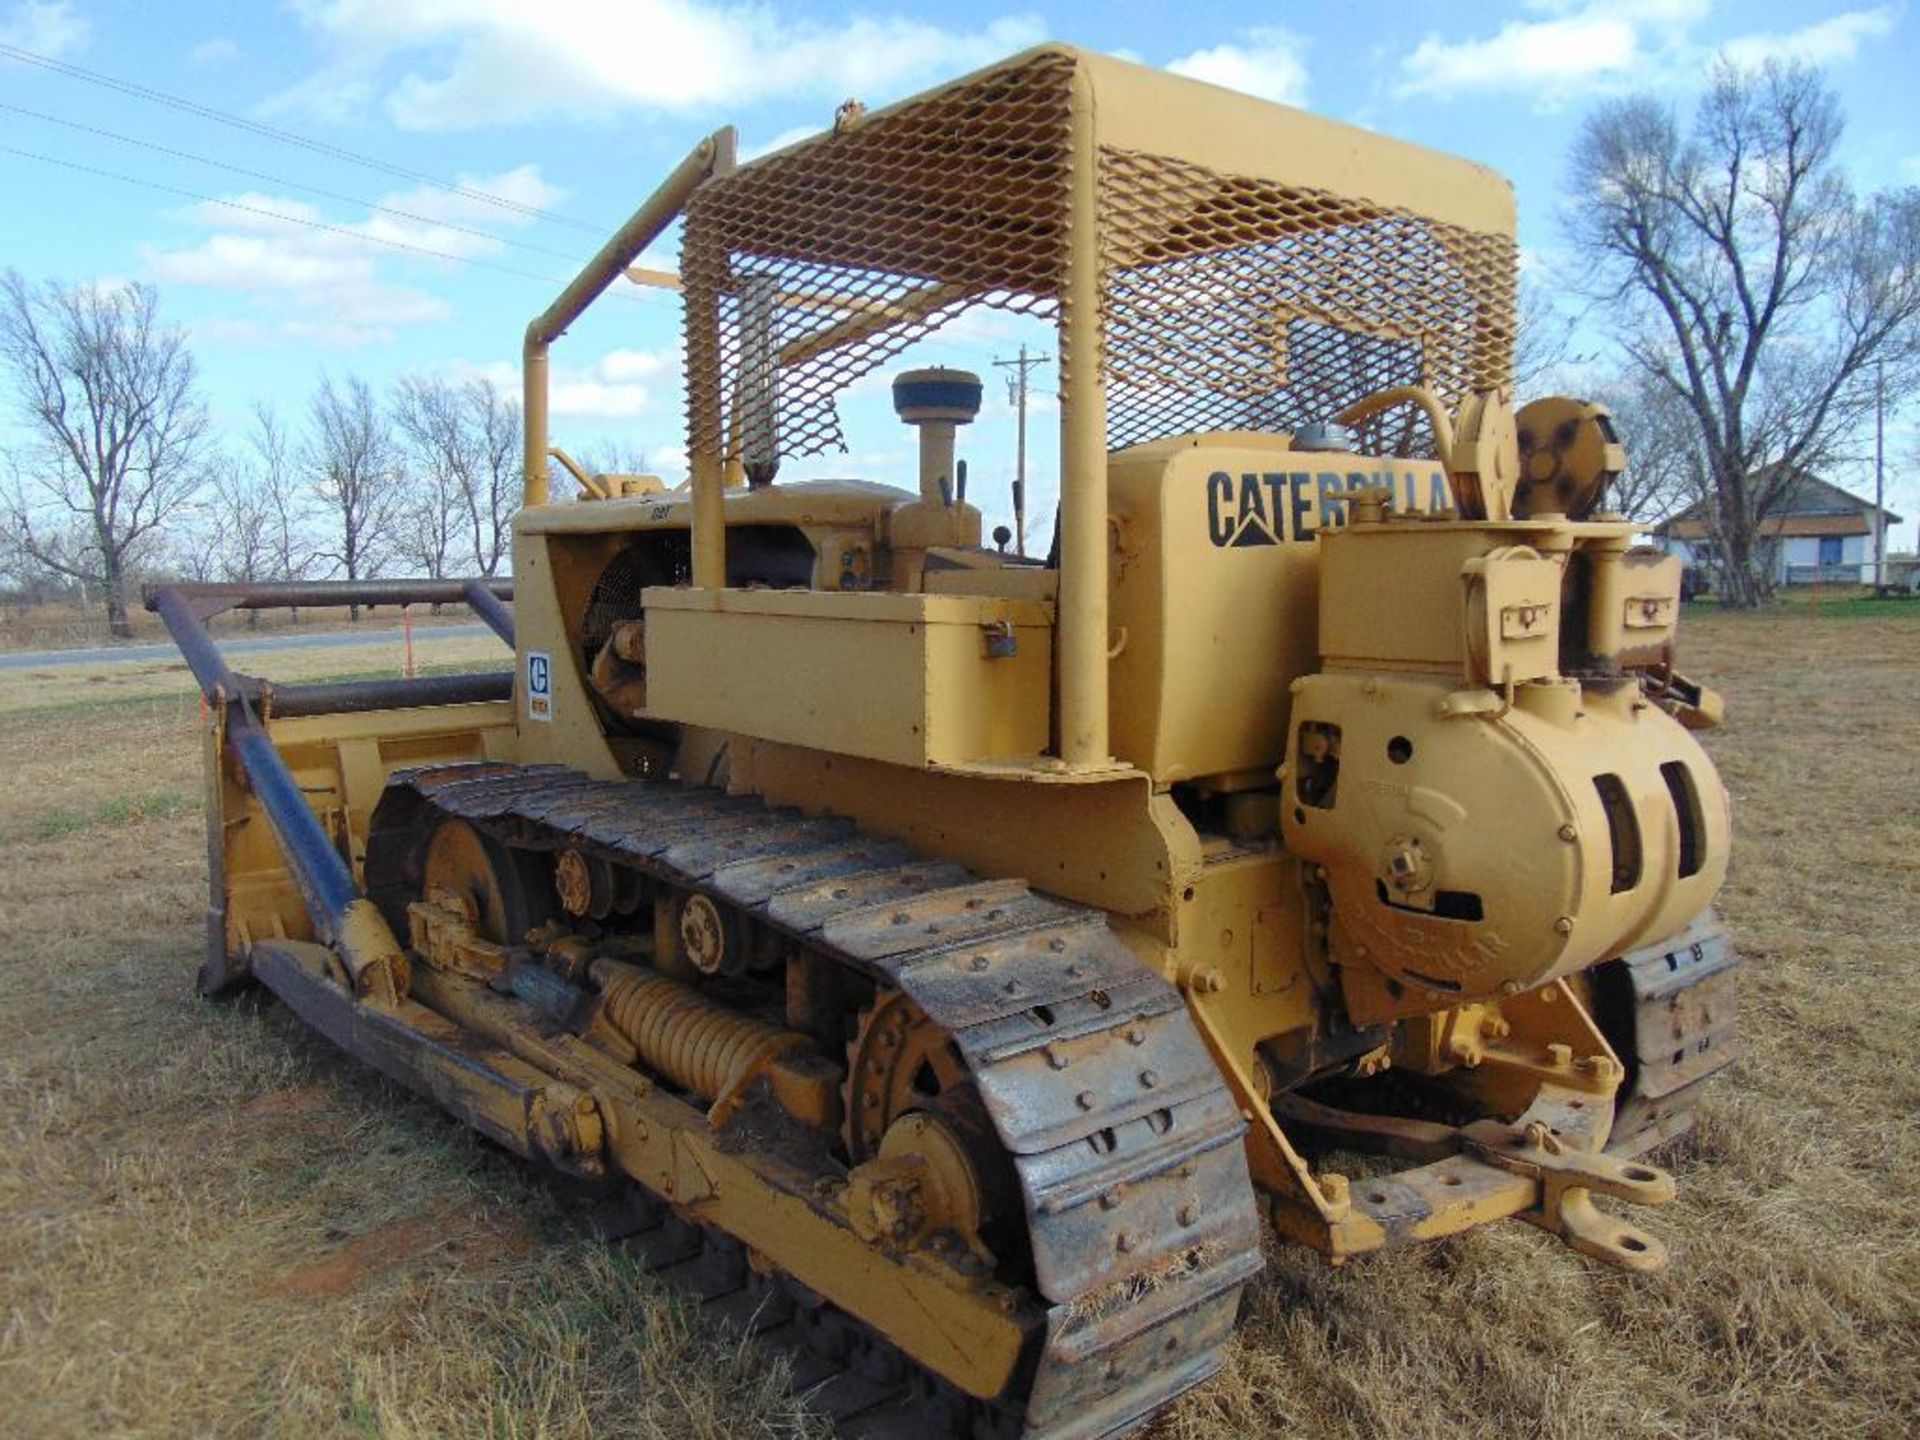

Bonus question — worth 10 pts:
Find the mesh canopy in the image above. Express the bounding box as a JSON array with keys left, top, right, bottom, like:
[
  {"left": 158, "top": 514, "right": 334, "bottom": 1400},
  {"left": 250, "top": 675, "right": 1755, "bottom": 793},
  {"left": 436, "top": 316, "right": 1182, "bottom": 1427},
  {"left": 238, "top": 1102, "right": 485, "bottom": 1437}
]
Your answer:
[
  {"left": 680, "top": 50, "right": 1515, "bottom": 469},
  {"left": 1099, "top": 148, "right": 1514, "bottom": 453}
]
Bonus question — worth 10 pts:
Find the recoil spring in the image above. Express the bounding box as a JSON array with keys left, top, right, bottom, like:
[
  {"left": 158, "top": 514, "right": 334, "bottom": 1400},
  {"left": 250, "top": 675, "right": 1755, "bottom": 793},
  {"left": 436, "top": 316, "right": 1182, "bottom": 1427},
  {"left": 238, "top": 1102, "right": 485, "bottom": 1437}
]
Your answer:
[{"left": 591, "top": 957, "right": 801, "bottom": 1122}]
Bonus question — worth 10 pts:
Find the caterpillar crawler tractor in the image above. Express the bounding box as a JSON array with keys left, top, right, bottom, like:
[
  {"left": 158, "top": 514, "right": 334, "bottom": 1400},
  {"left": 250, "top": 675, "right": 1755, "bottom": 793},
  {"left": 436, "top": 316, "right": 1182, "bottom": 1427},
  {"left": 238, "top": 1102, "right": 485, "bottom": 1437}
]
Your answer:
[{"left": 152, "top": 46, "right": 1738, "bottom": 1439}]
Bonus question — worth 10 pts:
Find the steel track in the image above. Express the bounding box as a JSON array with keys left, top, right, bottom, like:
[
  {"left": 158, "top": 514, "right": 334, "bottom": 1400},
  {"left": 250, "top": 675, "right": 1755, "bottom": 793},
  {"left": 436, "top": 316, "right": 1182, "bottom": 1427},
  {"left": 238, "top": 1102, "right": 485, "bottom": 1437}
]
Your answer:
[{"left": 368, "top": 762, "right": 1265, "bottom": 1439}]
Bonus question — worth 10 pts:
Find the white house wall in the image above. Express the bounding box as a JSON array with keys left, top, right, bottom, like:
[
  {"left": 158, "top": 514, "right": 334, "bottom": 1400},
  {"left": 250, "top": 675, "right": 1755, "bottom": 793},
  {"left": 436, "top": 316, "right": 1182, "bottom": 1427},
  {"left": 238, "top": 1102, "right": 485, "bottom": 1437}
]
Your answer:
[{"left": 1661, "top": 530, "right": 1880, "bottom": 585}]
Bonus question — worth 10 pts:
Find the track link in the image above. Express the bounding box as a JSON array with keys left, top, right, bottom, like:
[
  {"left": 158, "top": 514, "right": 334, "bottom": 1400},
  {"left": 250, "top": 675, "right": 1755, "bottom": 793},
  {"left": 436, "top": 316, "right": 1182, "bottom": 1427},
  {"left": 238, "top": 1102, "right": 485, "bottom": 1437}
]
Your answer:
[{"left": 369, "top": 763, "right": 1264, "bottom": 1439}]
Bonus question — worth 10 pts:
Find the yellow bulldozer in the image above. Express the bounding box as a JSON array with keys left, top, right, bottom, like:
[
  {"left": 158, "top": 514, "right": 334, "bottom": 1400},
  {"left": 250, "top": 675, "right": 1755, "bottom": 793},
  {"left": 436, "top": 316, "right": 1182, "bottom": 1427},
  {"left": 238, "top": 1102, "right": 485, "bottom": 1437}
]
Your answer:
[{"left": 151, "top": 46, "right": 1738, "bottom": 1439}]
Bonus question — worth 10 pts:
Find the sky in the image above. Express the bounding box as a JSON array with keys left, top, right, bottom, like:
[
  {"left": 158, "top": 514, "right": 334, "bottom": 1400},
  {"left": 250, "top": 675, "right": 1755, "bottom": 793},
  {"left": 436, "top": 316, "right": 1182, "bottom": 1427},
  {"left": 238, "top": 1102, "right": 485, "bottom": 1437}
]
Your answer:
[{"left": 2, "top": 0, "right": 1917, "bottom": 542}]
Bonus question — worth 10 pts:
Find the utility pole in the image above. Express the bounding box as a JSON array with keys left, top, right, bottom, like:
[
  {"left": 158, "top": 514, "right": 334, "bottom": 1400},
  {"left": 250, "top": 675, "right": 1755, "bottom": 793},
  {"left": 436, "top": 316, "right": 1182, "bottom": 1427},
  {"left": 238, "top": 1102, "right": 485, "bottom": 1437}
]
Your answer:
[
  {"left": 994, "top": 345, "right": 1050, "bottom": 557},
  {"left": 1873, "top": 357, "right": 1886, "bottom": 593}
]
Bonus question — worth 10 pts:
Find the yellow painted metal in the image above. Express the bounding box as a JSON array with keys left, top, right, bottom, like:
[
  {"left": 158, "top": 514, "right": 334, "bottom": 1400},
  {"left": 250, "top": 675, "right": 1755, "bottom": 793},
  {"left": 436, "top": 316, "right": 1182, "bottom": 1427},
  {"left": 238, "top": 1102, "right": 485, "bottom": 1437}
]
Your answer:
[
  {"left": 1057, "top": 58, "right": 1110, "bottom": 768},
  {"left": 1287, "top": 513, "right": 1730, "bottom": 1018},
  {"left": 190, "top": 53, "right": 1744, "bottom": 1420},
  {"left": 208, "top": 700, "right": 516, "bottom": 970},
  {"left": 1073, "top": 48, "right": 1512, "bottom": 235},
  {"left": 643, "top": 587, "right": 1054, "bottom": 769},
  {"left": 1106, "top": 439, "right": 1455, "bottom": 784},
  {"left": 589, "top": 957, "right": 828, "bottom": 1127},
  {"left": 732, "top": 738, "right": 1192, "bottom": 931},
  {"left": 672, "top": 46, "right": 1517, "bottom": 779},
  {"left": 523, "top": 128, "right": 735, "bottom": 509},
  {"left": 399, "top": 962, "right": 1036, "bottom": 1399}
]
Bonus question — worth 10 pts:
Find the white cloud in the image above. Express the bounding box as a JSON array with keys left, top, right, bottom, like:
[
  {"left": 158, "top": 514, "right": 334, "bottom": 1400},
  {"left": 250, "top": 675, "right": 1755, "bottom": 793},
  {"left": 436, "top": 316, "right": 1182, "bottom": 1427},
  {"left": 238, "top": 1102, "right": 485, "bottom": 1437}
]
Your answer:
[
  {"left": 281, "top": 1, "right": 1048, "bottom": 129},
  {"left": 189, "top": 36, "right": 240, "bottom": 65},
  {"left": 412, "top": 347, "right": 679, "bottom": 422},
  {"left": 550, "top": 346, "right": 681, "bottom": 419},
  {"left": 364, "top": 163, "right": 564, "bottom": 242},
  {"left": 143, "top": 166, "right": 559, "bottom": 348},
  {"left": 437, "top": 358, "right": 518, "bottom": 391},
  {"left": 1719, "top": 5, "right": 1898, "bottom": 68},
  {"left": 147, "top": 226, "right": 452, "bottom": 347},
  {"left": 1399, "top": 11, "right": 1643, "bottom": 98},
  {"left": 1167, "top": 27, "right": 1310, "bottom": 107},
  {"left": 1398, "top": 1, "right": 1897, "bottom": 103},
  {"left": 598, "top": 348, "right": 671, "bottom": 384},
  {"left": 0, "top": 0, "right": 89, "bottom": 57}
]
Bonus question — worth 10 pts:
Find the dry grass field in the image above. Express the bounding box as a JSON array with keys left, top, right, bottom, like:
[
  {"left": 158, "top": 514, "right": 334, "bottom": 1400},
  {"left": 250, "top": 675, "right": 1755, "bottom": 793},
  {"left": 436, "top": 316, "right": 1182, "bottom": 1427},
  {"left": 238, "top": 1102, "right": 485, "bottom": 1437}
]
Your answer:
[{"left": 2, "top": 608, "right": 1916, "bottom": 1439}]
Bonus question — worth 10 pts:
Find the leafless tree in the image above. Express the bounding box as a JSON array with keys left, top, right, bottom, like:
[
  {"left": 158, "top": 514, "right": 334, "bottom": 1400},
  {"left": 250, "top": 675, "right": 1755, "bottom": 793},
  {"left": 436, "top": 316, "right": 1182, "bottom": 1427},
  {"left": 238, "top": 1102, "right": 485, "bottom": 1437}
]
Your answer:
[
  {"left": 1568, "top": 61, "right": 1920, "bottom": 606},
  {"left": 0, "top": 272, "right": 210, "bottom": 636},
  {"left": 1513, "top": 277, "right": 1584, "bottom": 396},
  {"left": 392, "top": 458, "right": 459, "bottom": 588},
  {"left": 305, "top": 374, "right": 399, "bottom": 618},
  {"left": 464, "top": 377, "right": 519, "bottom": 574},
  {"left": 393, "top": 373, "right": 520, "bottom": 576},
  {"left": 249, "top": 403, "right": 316, "bottom": 587},
  {"left": 190, "top": 404, "right": 317, "bottom": 621}
]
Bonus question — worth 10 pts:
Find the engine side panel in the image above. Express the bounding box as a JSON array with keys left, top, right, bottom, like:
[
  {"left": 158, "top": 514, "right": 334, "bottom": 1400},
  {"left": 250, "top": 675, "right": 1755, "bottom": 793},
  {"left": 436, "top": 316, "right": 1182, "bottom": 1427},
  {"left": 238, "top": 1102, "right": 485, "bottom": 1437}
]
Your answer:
[{"left": 1107, "top": 438, "right": 1454, "bottom": 786}]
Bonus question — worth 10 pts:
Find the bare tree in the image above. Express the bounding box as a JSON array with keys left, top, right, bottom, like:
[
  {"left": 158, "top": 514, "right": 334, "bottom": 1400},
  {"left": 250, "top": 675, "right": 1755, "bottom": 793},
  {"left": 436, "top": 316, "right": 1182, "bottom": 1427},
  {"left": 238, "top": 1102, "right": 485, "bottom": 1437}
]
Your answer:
[
  {"left": 1513, "top": 277, "right": 1582, "bottom": 396},
  {"left": 305, "top": 374, "right": 399, "bottom": 618},
  {"left": 1568, "top": 62, "right": 1920, "bottom": 606},
  {"left": 187, "top": 460, "right": 259, "bottom": 586},
  {"left": 178, "top": 403, "right": 321, "bottom": 624},
  {"left": 243, "top": 402, "right": 313, "bottom": 588},
  {"left": 464, "top": 377, "right": 519, "bottom": 574},
  {"left": 393, "top": 374, "right": 519, "bottom": 576},
  {"left": 393, "top": 461, "right": 459, "bottom": 586},
  {"left": 0, "top": 272, "right": 210, "bottom": 636}
]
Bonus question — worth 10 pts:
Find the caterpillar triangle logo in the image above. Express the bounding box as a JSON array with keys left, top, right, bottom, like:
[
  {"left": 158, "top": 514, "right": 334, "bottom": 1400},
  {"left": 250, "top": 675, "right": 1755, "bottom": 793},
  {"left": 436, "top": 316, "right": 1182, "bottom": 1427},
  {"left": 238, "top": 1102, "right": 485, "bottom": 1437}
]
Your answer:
[
  {"left": 1229, "top": 511, "right": 1278, "bottom": 547},
  {"left": 1207, "top": 471, "right": 1300, "bottom": 547}
]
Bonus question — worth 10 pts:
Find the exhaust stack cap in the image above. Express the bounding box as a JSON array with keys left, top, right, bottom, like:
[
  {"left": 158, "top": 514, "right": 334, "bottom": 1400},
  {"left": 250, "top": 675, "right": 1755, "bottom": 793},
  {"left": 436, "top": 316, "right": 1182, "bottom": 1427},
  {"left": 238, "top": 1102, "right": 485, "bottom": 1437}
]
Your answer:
[
  {"left": 893, "top": 367, "right": 983, "bottom": 427},
  {"left": 1294, "top": 422, "right": 1355, "bottom": 453}
]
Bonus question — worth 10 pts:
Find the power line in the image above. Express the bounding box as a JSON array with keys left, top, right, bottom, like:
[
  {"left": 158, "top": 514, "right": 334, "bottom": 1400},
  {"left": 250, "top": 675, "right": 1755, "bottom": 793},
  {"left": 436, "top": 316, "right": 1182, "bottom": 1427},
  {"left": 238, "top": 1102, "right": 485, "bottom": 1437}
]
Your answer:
[
  {"left": 0, "top": 144, "right": 574, "bottom": 287},
  {"left": 0, "top": 41, "right": 609, "bottom": 234},
  {"left": 0, "top": 103, "right": 591, "bottom": 264}
]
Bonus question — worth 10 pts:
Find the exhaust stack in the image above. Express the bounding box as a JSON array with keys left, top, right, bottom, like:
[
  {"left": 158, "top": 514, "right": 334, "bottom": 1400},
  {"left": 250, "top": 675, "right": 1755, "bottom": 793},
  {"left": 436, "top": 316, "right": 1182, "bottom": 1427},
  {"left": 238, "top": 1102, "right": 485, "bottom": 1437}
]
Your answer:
[{"left": 892, "top": 367, "right": 982, "bottom": 507}]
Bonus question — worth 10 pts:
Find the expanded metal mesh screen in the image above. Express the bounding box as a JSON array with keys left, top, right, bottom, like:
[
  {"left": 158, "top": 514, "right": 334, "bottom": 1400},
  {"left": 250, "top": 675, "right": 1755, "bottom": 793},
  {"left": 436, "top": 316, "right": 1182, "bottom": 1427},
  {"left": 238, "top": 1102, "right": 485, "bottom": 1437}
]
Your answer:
[
  {"left": 680, "top": 51, "right": 1515, "bottom": 469},
  {"left": 1098, "top": 148, "right": 1515, "bottom": 453},
  {"left": 680, "top": 52, "right": 1074, "bottom": 468}
]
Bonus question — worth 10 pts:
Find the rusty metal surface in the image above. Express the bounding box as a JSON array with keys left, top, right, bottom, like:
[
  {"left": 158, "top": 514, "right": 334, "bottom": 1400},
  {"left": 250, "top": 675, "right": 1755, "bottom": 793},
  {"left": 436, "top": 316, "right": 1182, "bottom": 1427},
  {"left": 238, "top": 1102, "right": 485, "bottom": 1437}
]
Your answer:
[
  {"left": 1266, "top": 1089, "right": 1460, "bottom": 1163},
  {"left": 707, "top": 838, "right": 911, "bottom": 908},
  {"left": 1598, "top": 916, "right": 1739, "bottom": 1155},
  {"left": 387, "top": 761, "right": 1264, "bottom": 1438},
  {"left": 144, "top": 577, "right": 513, "bottom": 620},
  {"left": 252, "top": 940, "right": 602, "bottom": 1173}
]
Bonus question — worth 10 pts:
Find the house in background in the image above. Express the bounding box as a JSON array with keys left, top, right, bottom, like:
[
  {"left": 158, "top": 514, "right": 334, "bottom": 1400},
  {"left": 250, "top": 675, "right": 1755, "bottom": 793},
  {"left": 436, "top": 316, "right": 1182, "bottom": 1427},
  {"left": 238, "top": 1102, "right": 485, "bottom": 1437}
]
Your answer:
[{"left": 1658, "top": 473, "right": 1904, "bottom": 587}]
